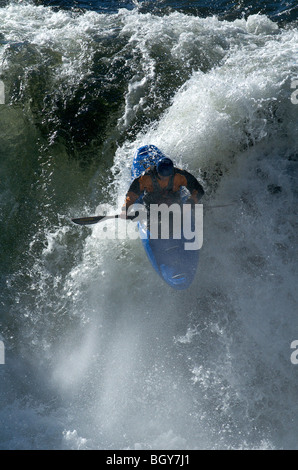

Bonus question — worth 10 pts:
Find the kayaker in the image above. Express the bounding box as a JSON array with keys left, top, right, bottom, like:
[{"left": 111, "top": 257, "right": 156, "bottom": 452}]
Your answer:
[{"left": 121, "top": 156, "right": 204, "bottom": 218}]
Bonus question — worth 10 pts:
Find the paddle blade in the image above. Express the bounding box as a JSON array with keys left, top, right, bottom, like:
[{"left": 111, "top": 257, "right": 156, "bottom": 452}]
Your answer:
[{"left": 71, "top": 215, "right": 108, "bottom": 225}]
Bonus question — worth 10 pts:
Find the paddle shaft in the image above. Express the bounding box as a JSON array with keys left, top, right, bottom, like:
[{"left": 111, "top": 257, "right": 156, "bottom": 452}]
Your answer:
[{"left": 71, "top": 203, "right": 235, "bottom": 226}]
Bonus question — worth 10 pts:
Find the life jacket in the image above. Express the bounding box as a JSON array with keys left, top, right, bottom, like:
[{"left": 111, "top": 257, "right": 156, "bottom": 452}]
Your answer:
[{"left": 142, "top": 166, "right": 181, "bottom": 208}]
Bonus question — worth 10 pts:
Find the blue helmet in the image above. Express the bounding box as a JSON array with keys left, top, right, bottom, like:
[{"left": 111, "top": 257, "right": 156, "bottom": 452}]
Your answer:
[{"left": 157, "top": 157, "right": 174, "bottom": 176}]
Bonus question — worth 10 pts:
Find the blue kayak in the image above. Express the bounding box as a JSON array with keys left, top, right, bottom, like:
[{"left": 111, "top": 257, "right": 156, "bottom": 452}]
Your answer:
[{"left": 131, "top": 145, "right": 200, "bottom": 290}]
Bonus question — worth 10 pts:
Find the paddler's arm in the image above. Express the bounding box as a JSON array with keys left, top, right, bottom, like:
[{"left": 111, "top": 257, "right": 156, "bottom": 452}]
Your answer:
[
  {"left": 183, "top": 170, "right": 205, "bottom": 203},
  {"left": 120, "top": 177, "right": 142, "bottom": 219}
]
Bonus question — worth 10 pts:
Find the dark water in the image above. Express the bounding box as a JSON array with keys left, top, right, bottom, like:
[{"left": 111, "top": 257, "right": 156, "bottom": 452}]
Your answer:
[
  {"left": 0, "top": 0, "right": 297, "bottom": 450},
  {"left": 33, "top": 0, "right": 298, "bottom": 22}
]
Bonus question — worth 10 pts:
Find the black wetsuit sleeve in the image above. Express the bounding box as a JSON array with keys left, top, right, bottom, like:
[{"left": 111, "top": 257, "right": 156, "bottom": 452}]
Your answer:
[
  {"left": 127, "top": 177, "right": 141, "bottom": 195},
  {"left": 181, "top": 170, "right": 205, "bottom": 200}
]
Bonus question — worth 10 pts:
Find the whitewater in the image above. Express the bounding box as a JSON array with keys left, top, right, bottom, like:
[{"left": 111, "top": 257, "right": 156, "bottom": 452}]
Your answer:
[{"left": 0, "top": 1, "right": 297, "bottom": 449}]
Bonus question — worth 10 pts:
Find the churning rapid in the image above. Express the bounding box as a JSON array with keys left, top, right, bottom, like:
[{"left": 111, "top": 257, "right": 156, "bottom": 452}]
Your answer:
[{"left": 0, "top": 0, "right": 297, "bottom": 450}]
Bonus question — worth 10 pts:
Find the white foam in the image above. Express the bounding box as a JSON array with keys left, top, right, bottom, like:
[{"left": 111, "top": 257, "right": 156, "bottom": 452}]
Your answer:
[{"left": 1, "top": 4, "right": 297, "bottom": 450}]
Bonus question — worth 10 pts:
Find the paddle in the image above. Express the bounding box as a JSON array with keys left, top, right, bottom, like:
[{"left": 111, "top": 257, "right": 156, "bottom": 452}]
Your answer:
[
  {"left": 71, "top": 214, "right": 138, "bottom": 226},
  {"left": 71, "top": 203, "right": 235, "bottom": 226}
]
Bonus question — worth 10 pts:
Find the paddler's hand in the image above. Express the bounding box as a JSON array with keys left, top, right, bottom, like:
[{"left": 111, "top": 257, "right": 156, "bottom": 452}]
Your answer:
[
  {"left": 187, "top": 193, "right": 203, "bottom": 205},
  {"left": 121, "top": 210, "right": 140, "bottom": 220},
  {"left": 185, "top": 197, "right": 196, "bottom": 206}
]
